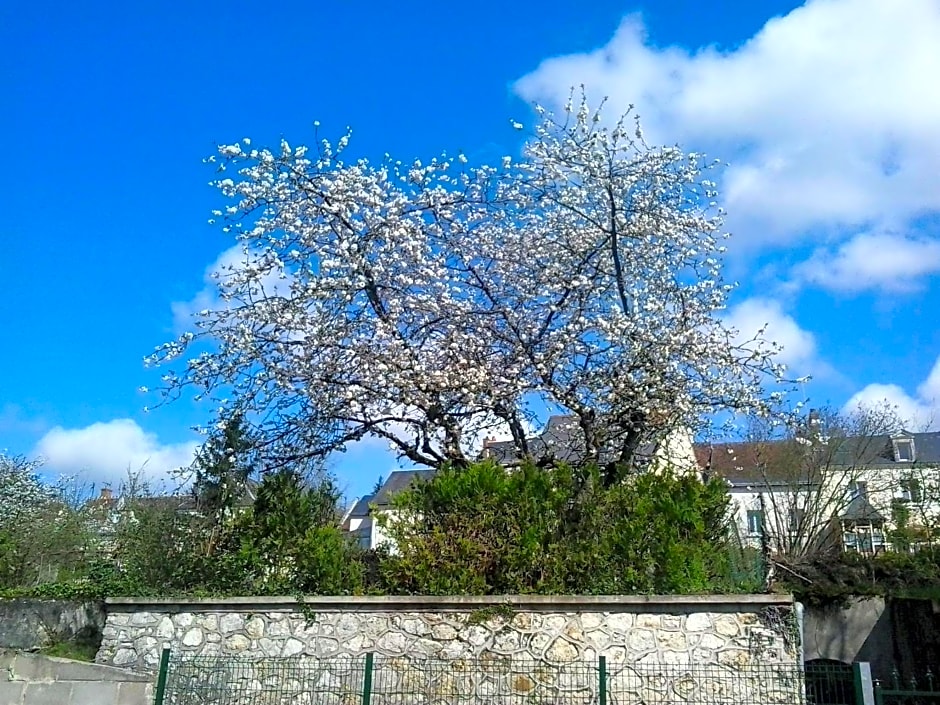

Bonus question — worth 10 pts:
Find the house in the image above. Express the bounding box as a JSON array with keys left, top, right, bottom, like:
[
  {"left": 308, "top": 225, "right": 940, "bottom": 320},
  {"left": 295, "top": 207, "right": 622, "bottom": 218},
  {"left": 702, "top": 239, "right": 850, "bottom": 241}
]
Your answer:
[
  {"left": 481, "top": 415, "right": 700, "bottom": 475},
  {"left": 341, "top": 469, "right": 435, "bottom": 551},
  {"left": 694, "top": 439, "right": 825, "bottom": 555},
  {"left": 695, "top": 428, "right": 940, "bottom": 557},
  {"left": 83, "top": 482, "right": 258, "bottom": 552},
  {"left": 831, "top": 430, "right": 940, "bottom": 553},
  {"left": 341, "top": 494, "right": 374, "bottom": 549}
]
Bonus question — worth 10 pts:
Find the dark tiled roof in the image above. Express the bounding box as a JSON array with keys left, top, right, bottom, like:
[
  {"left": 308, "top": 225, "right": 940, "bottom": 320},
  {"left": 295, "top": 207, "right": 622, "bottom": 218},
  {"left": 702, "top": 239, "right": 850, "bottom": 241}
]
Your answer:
[
  {"left": 694, "top": 440, "right": 819, "bottom": 487},
  {"left": 372, "top": 469, "right": 437, "bottom": 506},
  {"left": 827, "top": 436, "right": 895, "bottom": 466},
  {"left": 84, "top": 479, "right": 258, "bottom": 514},
  {"left": 913, "top": 431, "right": 940, "bottom": 462},
  {"left": 483, "top": 415, "right": 658, "bottom": 465},
  {"left": 348, "top": 494, "right": 374, "bottom": 517},
  {"left": 695, "top": 430, "right": 940, "bottom": 489},
  {"left": 815, "top": 431, "right": 940, "bottom": 467}
]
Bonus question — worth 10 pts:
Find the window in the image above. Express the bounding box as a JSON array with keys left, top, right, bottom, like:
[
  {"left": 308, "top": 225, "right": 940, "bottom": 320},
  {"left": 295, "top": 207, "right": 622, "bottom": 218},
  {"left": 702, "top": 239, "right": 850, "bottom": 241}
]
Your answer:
[
  {"left": 893, "top": 438, "right": 916, "bottom": 463},
  {"left": 843, "top": 530, "right": 857, "bottom": 549},
  {"left": 746, "top": 510, "right": 764, "bottom": 536},
  {"left": 850, "top": 481, "right": 868, "bottom": 500},
  {"left": 789, "top": 507, "right": 805, "bottom": 532},
  {"left": 843, "top": 523, "right": 887, "bottom": 555},
  {"left": 900, "top": 478, "right": 922, "bottom": 503}
]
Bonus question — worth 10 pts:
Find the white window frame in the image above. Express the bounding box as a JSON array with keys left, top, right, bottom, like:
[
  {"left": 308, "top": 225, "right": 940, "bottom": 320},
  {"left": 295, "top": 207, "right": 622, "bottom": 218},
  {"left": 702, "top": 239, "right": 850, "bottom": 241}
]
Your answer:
[{"left": 893, "top": 438, "right": 916, "bottom": 463}]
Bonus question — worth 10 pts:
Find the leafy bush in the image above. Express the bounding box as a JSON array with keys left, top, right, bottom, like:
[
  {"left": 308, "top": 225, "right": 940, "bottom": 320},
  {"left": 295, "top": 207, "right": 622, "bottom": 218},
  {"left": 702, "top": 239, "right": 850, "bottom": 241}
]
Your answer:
[
  {"left": 0, "top": 466, "right": 96, "bottom": 592},
  {"left": 228, "top": 470, "right": 365, "bottom": 595},
  {"left": 379, "top": 460, "right": 742, "bottom": 595},
  {"left": 1, "top": 452, "right": 766, "bottom": 599},
  {"left": 776, "top": 548, "right": 940, "bottom": 606}
]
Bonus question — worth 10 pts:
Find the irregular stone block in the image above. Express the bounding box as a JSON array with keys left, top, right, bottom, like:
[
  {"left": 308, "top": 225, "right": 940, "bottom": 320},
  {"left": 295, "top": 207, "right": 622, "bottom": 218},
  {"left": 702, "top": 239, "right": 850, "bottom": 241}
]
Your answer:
[{"left": 219, "top": 614, "right": 244, "bottom": 633}]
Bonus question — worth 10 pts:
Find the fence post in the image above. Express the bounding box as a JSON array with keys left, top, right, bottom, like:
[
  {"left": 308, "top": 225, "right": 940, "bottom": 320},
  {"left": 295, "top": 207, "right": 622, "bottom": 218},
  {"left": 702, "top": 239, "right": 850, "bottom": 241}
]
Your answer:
[
  {"left": 853, "top": 662, "right": 875, "bottom": 705},
  {"left": 361, "top": 652, "right": 374, "bottom": 705},
  {"left": 598, "top": 655, "right": 607, "bottom": 705},
  {"left": 153, "top": 648, "right": 171, "bottom": 705}
]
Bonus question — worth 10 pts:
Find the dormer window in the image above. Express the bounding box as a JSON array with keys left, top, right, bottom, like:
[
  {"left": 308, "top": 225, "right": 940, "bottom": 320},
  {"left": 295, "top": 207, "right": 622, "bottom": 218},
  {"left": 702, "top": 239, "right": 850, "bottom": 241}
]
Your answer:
[{"left": 893, "top": 438, "right": 915, "bottom": 463}]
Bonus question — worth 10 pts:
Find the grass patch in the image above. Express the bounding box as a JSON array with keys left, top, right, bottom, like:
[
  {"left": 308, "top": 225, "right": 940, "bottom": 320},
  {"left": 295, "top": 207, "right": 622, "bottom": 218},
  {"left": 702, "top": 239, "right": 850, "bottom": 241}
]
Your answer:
[{"left": 39, "top": 640, "right": 99, "bottom": 662}]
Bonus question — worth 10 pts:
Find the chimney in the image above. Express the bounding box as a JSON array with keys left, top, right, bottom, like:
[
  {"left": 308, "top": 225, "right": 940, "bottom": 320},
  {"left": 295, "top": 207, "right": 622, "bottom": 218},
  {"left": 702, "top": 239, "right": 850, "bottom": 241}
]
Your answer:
[
  {"left": 798, "top": 408, "right": 822, "bottom": 443},
  {"left": 99, "top": 487, "right": 113, "bottom": 501}
]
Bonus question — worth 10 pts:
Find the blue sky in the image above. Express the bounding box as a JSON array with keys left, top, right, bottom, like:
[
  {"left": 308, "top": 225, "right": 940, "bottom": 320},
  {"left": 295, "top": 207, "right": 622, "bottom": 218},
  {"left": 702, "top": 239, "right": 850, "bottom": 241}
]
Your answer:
[{"left": 2, "top": 0, "right": 939, "bottom": 501}]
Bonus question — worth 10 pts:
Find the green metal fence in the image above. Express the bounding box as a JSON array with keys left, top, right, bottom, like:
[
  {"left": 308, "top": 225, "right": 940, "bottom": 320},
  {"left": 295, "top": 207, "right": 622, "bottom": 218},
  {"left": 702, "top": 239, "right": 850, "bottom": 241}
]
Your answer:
[
  {"left": 875, "top": 669, "right": 940, "bottom": 705},
  {"left": 154, "top": 650, "right": 808, "bottom": 705}
]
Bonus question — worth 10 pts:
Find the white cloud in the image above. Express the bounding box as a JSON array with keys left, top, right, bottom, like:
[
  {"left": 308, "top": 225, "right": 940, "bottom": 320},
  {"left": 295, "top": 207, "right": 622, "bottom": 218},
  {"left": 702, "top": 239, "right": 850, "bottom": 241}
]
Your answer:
[
  {"left": 515, "top": 0, "right": 940, "bottom": 255},
  {"left": 922, "top": 356, "right": 940, "bottom": 403},
  {"left": 793, "top": 231, "right": 940, "bottom": 294},
  {"left": 844, "top": 355, "right": 940, "bottom": 430},
  {"left": 171, "top": 245, "right": 241, "bottom": 332},
  {"left": 171, "top": 245, "right": 293, "bottom": 333},
  {"left": 722, "top": 298, "right": 821, "bottom": 375},
  {"left": 32, "top": 419, "right": 198, "bottom": 488}
]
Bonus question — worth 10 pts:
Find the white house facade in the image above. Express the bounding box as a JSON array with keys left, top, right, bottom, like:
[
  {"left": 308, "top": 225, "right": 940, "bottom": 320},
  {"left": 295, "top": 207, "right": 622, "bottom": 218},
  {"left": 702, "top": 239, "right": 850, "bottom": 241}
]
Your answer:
[{"left": 697, "top": 430, "right": 940, "bottom": 557}]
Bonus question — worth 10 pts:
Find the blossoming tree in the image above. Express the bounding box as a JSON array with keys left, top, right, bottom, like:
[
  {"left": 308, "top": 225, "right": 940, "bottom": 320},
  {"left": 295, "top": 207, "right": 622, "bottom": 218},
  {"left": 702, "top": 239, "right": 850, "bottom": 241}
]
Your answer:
[
  {"left": 0, "top": 454, "right": 57, "bottom": 528},
  {"left": 150, "top": 98, "right": 790, "bottom": 485}
]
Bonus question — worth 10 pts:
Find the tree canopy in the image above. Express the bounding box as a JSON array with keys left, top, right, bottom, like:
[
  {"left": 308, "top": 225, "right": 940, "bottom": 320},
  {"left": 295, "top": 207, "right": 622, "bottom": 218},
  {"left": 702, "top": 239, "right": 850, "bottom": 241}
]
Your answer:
[
  {"left": 0, "top": 454, "right": 57, "bottom": 528},
  {"left": 150, "top": 97, "right": 790, "bottom": 483}
]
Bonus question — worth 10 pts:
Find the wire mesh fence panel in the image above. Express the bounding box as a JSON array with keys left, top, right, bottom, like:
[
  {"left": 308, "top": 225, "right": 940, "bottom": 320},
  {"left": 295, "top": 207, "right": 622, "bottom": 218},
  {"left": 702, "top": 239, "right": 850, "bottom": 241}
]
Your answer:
[
  {"left": 606, "top": 661, "right": 806, "bottom": 705},
  {"left": 369, "top": 654, "right": 601, "bottom": 705},
  {"left": 160, "top": 652, "right": 366, "bottom": 705},
  {"left": 157, "top": 651, "right": 809, "bottom": 705}
]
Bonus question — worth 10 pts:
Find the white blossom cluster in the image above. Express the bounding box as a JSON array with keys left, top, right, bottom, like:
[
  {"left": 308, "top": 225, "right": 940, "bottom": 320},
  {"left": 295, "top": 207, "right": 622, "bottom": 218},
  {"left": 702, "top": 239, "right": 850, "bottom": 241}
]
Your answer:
[
  {"left": 149, "top": 98, "right": 791, "bottom": 476},
  {"left": 0, "top": 453, "right": 58, "bottom": 529}
]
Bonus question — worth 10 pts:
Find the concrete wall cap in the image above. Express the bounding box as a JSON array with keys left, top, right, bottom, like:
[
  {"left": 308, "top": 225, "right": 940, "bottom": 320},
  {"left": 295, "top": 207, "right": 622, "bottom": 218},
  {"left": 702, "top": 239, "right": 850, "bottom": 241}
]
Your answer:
[{"left": 104, "top": 593, "right": 793, "bottom": 612}]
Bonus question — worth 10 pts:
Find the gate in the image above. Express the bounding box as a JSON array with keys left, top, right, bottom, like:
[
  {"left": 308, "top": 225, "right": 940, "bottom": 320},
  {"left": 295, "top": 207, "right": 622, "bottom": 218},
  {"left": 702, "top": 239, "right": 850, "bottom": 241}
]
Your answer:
[{"left": 805, "top": 661, "right": 858, "bottom": 705}]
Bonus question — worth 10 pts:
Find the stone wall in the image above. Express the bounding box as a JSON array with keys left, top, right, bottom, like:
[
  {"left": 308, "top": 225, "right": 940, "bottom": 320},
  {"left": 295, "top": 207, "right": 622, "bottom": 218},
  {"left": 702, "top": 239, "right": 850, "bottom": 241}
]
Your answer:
[
  {"left": 98, "top": 595, "right": 802, "bottom": 703},
  {"left": 98, "top": 594, "right": 798, "bottom": 673},
  {"left": 0, "top": 600, "right": 104, "bottom": 651}
]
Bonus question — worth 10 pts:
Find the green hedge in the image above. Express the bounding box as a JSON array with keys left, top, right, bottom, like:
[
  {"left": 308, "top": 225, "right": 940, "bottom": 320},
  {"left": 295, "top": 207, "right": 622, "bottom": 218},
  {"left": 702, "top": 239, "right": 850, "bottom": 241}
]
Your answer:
[{"left": 2, "top": 461, "right": 763, "bottom": 599}]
